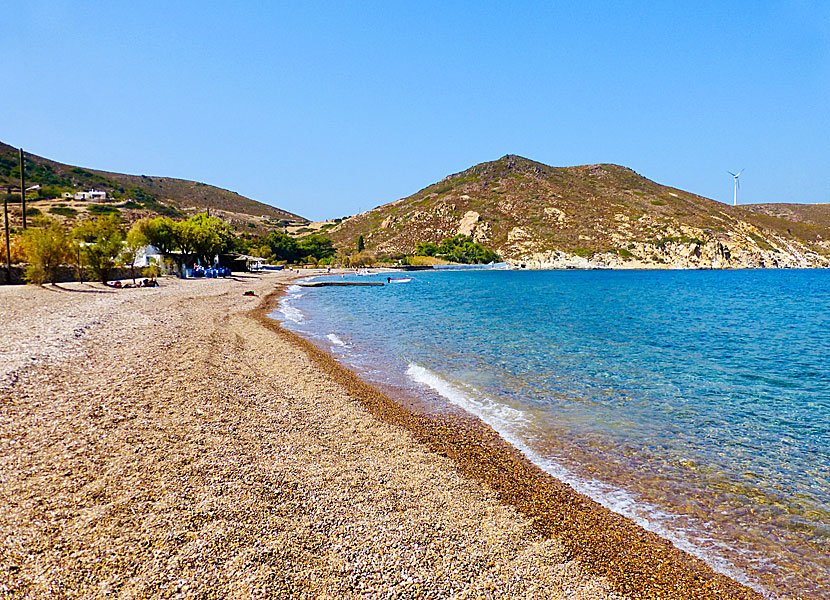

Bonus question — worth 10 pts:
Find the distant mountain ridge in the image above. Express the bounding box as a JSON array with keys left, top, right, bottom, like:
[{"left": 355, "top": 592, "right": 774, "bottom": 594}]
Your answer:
[
  {"left": 328, "top": 155, "right": 830, "bottom": 269},
  {"left": 0, "top": 141, "right": 305, "bottom": 226}
]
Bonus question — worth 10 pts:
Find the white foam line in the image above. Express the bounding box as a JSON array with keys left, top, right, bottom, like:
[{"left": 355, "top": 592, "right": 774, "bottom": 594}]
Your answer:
[
  {"left": 326, "top": 333, "right": 347, "bottom": 347},
  {"left": 406, "top": 362, "right": 774, "bottom": 598},
  {"left": 276, "top": 284, "right": 307, "bottom": 324}
]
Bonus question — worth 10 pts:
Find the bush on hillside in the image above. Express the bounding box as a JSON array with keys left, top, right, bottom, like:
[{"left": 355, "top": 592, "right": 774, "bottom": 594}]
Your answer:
[
  {"left": 88, "top": 204, "right": 120, "bottom": 216},
  {"left": 416, "top": 235, "right": 500, "bottom": 264},
  {"left": 49, "top": 205, "right": 78, "bottom": 218}
]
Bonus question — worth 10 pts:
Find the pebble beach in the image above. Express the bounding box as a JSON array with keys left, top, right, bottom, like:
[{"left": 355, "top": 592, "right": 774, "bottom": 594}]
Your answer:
[{"left": 0, "top": 272, "right": 762, "bottom": 599}]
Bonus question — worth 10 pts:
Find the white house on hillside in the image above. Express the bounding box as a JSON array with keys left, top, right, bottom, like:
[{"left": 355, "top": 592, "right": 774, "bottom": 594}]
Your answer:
[{"left": 62, "top": 190, "right": 108, "bottom": 201}]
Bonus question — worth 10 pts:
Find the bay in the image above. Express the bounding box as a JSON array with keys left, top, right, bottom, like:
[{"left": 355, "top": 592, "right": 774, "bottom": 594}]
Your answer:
[{"left": 276, "top": 269, "right": 830, "bottom": 599}]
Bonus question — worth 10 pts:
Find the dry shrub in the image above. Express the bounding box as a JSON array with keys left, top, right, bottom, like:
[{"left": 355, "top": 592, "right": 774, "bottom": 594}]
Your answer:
[{"left": 0, "top": 235, "right": 26, "bottom": 264}]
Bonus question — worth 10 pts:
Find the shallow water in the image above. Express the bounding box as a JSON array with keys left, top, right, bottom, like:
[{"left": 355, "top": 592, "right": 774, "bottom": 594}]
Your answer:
[{"left": 276, "top": 269, "right": 830, "bottom": 599}]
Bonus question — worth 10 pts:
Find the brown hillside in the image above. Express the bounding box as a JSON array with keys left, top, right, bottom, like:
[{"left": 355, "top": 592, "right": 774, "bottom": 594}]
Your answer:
[
  {"left": 327, "top": 155, "right": 830, "bottom": 268},
  {"left": 743, "top": 203, "right": 830, "bottom": 228},
  {"left": 0, "top": 142, "right": 305, "bottom": 228}
]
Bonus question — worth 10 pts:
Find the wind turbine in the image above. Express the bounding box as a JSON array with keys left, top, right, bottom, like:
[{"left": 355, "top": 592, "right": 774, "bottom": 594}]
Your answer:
[{"left": 728, "top": 169, "right": 744, "bottom": 206}]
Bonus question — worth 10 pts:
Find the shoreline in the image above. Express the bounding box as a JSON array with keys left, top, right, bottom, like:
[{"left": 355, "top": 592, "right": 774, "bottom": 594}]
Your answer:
[
  {"left": 0, "top": 272, "right": 763, "bottom": 599},
  {"left": 257, "top": 281, "right": 764, "bottom": 600}
]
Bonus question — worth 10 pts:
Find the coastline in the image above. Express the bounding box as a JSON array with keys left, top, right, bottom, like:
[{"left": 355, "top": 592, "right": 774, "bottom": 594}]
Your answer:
[
  {"left": 258, "top": 283, "right": 765, "bottom": 600},
  {"left": 0, "top": 272, "right": 762, "bottom": 599}
]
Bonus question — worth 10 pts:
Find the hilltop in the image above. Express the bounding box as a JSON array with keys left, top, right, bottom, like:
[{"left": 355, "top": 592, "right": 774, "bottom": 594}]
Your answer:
[
  {"left": 328, "top": 155, "right": 830, "bottom": 268},
  {"left": 743, "top": 203, "right": 830, "bottom": 228},
  {"left": 0, "top": 142, "right": 305, "bottom": 231}
]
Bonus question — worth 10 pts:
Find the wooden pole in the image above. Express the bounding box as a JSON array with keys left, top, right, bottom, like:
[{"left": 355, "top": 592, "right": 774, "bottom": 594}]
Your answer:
[
  {"left": 4, "top": 186, "right": 11, "bottom": 284},
  {"left": 19, "top": 148, "right": 27, "bottom": 230}
]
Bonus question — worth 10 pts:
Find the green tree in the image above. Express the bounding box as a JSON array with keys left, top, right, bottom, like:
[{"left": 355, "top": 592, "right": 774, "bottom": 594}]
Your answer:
[
  {"left": 135, "top": 216, "right": 177, "bottom": 254},
  {"left": 357, "top": 235, "right": 365, "bottom": 252},
  {"left": 262, "top": 231, "right": 299, "bottom": 263},
  {"left": 415, "top": 241, "right": 439, "bottom": 257},
  {"left": 173, "top": 214, "right": 235, "bottom": 266},
  {"left": 418, "top": 235, "right": 500, "bottom": 264},
  {"left": 21, "top": 218, "right": 72, "bottom": 284},
  {"left": 297, "top": 234, "right": 335, "bottom": 261},
  {"left": 73, "top": 215, "right": 125, "bottom": 283}
]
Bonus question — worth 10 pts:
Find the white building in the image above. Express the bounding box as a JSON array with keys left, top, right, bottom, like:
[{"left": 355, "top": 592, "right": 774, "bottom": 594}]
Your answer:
[
  {"left": 134, "top": 244, "right": 163, "bottom": 267},
  {"left": 62, "top": 190, "right": 108, "bottom": 201}
]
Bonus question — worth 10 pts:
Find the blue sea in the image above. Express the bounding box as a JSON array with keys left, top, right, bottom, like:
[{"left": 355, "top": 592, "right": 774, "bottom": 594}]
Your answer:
[{"left": 275, "top": 269, "right": 830, "bottom": 599}]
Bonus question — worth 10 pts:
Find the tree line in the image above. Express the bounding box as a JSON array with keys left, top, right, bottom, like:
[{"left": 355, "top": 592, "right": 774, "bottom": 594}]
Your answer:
[
  {"left": 15, "top": 214, "right": 340, "bottom": 284},
  {"left": 18, "top": 214, "right": 240, "bottom": 284},
  {"left": 415, "top": 235, "right": 501, "bottom": 264},
  {"left": 12, "top": 215, "right": 501, "bottom": 285}
]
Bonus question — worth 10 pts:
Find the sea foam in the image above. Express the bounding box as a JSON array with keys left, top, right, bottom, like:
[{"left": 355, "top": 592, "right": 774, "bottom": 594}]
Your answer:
[
  {"left": 277, "top": 285, "right": 305, "bottom": 324},
  {"left": 326, "top": 333, "right": 347, "bottom": 347},
  {"left": 405, "top": 362, "right": 768, "bottom": 597}
]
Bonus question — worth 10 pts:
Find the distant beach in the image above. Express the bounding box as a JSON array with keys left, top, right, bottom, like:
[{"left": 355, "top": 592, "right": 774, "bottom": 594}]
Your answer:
[{"left": 1, "top": 272, "right": 762, "bottom": 599}]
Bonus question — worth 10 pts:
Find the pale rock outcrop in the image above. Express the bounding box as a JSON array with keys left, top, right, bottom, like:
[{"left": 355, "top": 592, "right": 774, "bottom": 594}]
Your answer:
[
  {"left": 544, "top": 207, "right": 567, "bottom": 223},
  {"left": 501, "top": 229, "right": 830, "bottom": 270},
  {"left": 456, "top": 211, "right": 481, "bottom": 237}
]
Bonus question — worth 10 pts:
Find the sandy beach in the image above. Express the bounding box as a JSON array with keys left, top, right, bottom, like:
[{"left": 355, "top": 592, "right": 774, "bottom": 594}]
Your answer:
[{"left": 0, "top": 272, "right": 761, "bottom": 599}]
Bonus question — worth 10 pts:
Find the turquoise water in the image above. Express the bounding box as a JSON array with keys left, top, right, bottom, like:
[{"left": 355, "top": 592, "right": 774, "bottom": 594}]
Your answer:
[{"left": 276, "top": 269, "right": 830, "bottom": 599}]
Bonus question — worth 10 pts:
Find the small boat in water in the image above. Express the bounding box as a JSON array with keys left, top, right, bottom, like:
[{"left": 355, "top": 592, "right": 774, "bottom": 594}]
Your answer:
[{"left": 387, "top": 277, "right": 412, "bottom": 283}]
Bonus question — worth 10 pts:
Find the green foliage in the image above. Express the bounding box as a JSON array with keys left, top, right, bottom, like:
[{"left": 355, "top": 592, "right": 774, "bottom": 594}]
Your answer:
[
  {"left": 25, "top": 207, "right": 41, "bottom": 217},
  {"left": 118, "top": 200, "right": 142, "bottom": 209},
  {"left": 246, "top": 231, "right": 337, "bottom": 264},
  {"left": 143, "top": 263, "right": 162, "bottom": 278},
  {"left": 127, "top": 187, "right": 181, "bottom": 217},
  {"left": 121, "top": 226, "right": 147, "bottom": 283},
  {"left": 357, "top": 235, "right": 365, "bottom": 252},
  {"left": 21, "top": 218, "right": 73, "bottom": 284},
  {"left": 73, "top": 215, "right": 125, "bottom": 283},
  {"left": 34, "top": 185, "right": 69, "bottom": 199},
  {"left": 88, "top": 204, "right": 121, "bottom": 216},
  {"left": 0, "top": 155, "right": 17, "bottom": 178},
  {"left": 173, "top": 214, "right": 236, "bottom": 265},
  {"left": 415, "top": 241, "right": 439, "bottom": 256},
  {"left": 15, "top": 161, "right": 64, "bottom": 186},
  {"left": 297, "top": 234, "right": 335, "bottom": 261},
  {"left": 261, "top": 231, "right": 299, "bottom": 262},
  {"left": 416, "top": 235, "right": 500, "bottom": 264},
  {"left": 135, "top": 216, "right": 177, "bottom": 254},
  {"left": 654, "top": 235, "right": 706, "bottom": 249}
]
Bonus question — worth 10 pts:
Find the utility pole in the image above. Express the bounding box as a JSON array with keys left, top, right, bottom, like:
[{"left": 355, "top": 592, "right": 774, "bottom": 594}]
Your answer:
[
  {"left": 19, "top": 148, "right": 27, "bottom": 230},
  {"left": 4, "top": 185, "right": 11, "bottom": 284}
]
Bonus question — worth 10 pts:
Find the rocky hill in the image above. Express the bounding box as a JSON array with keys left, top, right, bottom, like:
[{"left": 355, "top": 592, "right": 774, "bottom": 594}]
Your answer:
[
  {"left": 743, "top": 203, "right": 830, "bottom": 228},
  {"left": 0, "top": 142, "right": 305, "bottom": 231},
  {"left": 328, "top": 155, "right": 830, "bottom": 269}
]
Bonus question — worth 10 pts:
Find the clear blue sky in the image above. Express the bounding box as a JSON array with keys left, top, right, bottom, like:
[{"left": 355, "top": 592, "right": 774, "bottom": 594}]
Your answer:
[{"left": 3, "top": 1, "right": 829, "bottom": 221}]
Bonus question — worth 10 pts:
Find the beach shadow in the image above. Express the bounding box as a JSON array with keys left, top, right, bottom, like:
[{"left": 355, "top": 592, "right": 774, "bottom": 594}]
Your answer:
[{"left": 49, "top": 283, "right": 116, "bottom": 294}]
